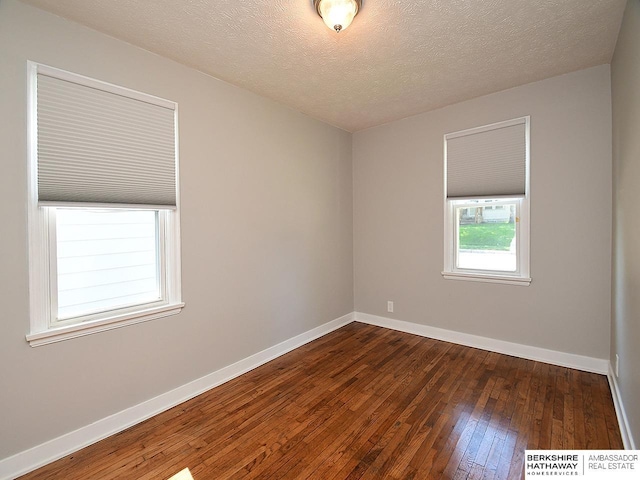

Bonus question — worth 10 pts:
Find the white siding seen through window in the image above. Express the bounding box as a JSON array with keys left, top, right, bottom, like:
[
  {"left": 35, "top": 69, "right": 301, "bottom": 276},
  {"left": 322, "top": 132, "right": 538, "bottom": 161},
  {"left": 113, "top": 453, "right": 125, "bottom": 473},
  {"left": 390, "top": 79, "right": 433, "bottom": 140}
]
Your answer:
[{"left": 55, "top": 209, "right": 161, "bottom": 321}]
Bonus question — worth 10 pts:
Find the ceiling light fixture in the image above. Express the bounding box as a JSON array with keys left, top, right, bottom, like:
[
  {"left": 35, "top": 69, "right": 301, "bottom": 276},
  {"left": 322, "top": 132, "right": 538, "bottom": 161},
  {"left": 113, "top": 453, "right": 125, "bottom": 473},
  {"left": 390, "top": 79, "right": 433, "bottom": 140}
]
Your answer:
[{"left": 314, "top": 0, "right": 362, "bottom": 33}]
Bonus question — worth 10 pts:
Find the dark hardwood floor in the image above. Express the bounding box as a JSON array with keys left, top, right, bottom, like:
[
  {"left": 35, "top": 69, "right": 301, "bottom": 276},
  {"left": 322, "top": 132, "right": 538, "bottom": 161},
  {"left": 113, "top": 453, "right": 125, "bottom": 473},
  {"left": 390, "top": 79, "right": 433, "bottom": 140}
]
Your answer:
[{"left": 19, "top": 323, "right": 623, "bottom": 479}]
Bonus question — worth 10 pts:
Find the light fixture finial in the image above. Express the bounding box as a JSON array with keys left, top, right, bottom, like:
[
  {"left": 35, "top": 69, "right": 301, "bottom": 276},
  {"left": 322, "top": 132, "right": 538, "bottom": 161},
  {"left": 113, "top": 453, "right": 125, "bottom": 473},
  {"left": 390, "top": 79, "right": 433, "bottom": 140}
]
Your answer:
[{"left": 314, "top": 0, "right": 362, "bottom": 33}]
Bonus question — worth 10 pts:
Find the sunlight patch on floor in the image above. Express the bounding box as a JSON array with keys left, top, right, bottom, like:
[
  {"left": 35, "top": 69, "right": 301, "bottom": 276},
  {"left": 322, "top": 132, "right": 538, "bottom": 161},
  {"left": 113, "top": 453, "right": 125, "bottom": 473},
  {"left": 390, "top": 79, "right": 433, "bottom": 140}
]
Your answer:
[{"left": 168, "top": 467, "right": 194, "bottom": 480}]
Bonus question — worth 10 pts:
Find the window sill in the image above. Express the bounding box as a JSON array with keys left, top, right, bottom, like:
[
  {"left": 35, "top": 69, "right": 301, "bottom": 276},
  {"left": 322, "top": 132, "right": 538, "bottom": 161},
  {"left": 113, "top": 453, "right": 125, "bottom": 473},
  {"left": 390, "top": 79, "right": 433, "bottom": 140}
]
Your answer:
[
  {"left": 26, "top": 303, "right": 185, "bottom": 347},
  {"left": 441, "top": 271, "right": 531, "bottom": 286}
]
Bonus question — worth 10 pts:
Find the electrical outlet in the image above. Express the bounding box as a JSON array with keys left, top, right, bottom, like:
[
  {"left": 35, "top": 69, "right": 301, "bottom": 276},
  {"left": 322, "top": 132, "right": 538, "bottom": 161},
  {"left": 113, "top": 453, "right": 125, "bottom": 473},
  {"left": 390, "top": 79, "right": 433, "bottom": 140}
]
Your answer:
[
  {"left": 615, "top": 354, "right": 620, "bottom": 378},
  {"left": 387, "top": 301, "right": 394, "bottom": 313}
]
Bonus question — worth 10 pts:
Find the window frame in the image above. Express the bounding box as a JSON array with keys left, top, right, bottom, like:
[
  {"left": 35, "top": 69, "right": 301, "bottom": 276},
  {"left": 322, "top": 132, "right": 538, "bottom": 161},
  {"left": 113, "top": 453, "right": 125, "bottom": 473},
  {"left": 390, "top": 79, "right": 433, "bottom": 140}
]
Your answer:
[
  {"left": 49, "top": 207, "right": 172, "bottom": 327},
  {"left": 442, "top": 117, "right": 531, "bottom": 286},
  {"left": 26, "top": 62, "right": 184, "bottom": 347},
  {"left": 443, "top": 197, "right": 530, "bottom": 285}
]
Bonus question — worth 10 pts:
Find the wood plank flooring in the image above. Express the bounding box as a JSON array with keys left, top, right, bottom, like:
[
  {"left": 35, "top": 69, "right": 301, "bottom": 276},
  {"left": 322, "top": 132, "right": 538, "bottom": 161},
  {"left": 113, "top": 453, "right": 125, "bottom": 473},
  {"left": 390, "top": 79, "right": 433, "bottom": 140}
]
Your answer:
[{"left": 19, "top": 323, "right": 623, "bottom": 480}]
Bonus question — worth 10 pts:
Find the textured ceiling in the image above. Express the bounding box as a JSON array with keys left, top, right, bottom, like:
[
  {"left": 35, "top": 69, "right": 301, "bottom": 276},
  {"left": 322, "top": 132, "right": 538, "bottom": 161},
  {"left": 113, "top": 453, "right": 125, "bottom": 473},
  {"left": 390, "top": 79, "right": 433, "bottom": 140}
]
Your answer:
[{"left": 20, "top": 0, "right": 626, "bottom": 132}]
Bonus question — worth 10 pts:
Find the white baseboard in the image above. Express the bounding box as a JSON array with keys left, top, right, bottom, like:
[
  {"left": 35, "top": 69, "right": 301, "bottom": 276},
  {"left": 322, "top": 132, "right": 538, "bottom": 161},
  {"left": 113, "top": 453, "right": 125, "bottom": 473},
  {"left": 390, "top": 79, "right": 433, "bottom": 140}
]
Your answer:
[
  {"left": 0, "top": 312, "right": 354, "bottom": 480},
  {"left": 607, "top": 364, "right": 636, "bottom": 450},
  {"left": 355, "top": 312, "right": 609, "bottom": 375},
  {"left": 2, "top": 311, "right": 625, "bottom": 479}
]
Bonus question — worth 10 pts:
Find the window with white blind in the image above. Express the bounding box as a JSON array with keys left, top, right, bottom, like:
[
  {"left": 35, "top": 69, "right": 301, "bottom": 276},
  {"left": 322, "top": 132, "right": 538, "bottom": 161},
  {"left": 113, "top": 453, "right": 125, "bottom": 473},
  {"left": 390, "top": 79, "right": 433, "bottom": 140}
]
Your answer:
[
  {"left": 26, "top": 63, "right": 183, "bottom": 346},
  {"left": 442, "top": 117, "right": 531, "bottom": 286}
]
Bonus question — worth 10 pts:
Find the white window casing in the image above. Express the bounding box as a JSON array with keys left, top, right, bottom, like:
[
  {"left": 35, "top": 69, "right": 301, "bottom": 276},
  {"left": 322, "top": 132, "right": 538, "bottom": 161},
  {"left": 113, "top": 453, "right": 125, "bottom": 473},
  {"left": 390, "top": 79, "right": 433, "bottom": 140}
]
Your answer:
[
  {"left": 442, "top": 117, "right": 531, "bottom": 286},
  {"left": 26, "top": 62, "right": 183, "bottom": 346}
]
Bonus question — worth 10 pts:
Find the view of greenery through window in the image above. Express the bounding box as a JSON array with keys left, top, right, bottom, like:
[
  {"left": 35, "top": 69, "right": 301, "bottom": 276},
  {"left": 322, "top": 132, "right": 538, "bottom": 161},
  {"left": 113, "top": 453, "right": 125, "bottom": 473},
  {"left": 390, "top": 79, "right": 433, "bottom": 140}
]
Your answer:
[
  {"left": 457, "top": 205, "right": 516, "bottom": 251},
  {"left": 459, "top": 223, "right": 515, "bottom": 251}
]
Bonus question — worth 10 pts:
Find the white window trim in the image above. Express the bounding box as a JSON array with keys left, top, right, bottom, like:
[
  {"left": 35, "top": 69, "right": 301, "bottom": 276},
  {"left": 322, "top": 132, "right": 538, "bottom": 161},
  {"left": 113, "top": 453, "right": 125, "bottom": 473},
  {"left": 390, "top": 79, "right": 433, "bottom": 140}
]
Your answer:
[
  {"left": 442, "top": 117, "right": 531, "bottom": 286},
  {"left": 26, "top": 62, "right": 184, "bottom": 346},
  {"left": 442, "top": 198, "right": 530, "bottom": 286}
]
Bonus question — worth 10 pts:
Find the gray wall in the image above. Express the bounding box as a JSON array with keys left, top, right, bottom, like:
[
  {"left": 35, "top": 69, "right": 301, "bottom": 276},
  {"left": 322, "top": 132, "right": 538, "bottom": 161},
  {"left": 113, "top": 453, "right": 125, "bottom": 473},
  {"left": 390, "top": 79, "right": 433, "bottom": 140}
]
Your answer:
[
  {"left": 0, "top": 0, "right": 628, "bottom": 464},
  {"left": 611, "top": 0, "right": 640, "bottom": 447},
  {"left": 0, "top": 0, "right": 353, "bottom": 459},
  {"left": 353, "top": 65, "right": 613, "bottom": 359}
]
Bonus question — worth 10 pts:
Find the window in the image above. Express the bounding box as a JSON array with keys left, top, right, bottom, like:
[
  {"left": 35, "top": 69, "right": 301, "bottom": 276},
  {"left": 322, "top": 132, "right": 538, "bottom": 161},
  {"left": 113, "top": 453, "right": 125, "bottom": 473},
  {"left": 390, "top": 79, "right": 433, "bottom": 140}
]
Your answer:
[
  {"left": 26, "top": 63, "right": 183, "bottom": 346},
  {"left": 443, "top": 117, "right": 530, "bottom": 286}
]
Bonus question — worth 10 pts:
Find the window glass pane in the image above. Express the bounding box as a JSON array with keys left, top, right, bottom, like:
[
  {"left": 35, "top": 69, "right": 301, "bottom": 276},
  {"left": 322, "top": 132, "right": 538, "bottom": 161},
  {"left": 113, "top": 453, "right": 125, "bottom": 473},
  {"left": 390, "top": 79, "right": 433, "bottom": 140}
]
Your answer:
[
  {"left": 456, "top": 203, "right": 517, "bottom": 272},
  {"left": 56, "top": 209, "right": 160, "bottom": 320}
]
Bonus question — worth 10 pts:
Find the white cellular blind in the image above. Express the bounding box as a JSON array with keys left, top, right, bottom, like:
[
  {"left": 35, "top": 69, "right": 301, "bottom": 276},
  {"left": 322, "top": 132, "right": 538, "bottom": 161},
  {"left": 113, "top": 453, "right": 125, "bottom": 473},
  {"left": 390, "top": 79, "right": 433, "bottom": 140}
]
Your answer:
[
  {"left": 446, "top": 120, "right": 527, "bottom": 199},
  {"left": 37, "top": 73, "right": 177, "bottom": 206}
]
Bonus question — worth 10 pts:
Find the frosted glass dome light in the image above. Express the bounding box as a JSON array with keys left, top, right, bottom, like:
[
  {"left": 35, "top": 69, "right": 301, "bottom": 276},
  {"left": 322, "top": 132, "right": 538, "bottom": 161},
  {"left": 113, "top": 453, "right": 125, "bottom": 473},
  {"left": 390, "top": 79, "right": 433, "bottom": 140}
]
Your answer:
[{"left": 314, "top": 0, "right": 362, "bottom": 33}]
